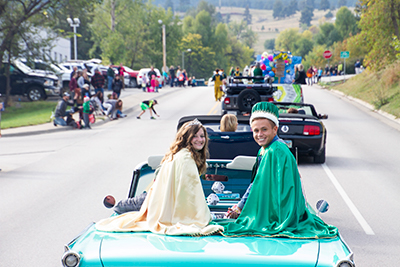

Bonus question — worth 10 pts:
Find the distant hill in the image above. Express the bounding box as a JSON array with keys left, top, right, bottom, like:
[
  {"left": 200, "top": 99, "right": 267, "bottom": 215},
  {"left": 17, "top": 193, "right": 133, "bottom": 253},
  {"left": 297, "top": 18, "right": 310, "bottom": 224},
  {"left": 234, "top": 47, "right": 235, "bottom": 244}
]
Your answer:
[{"left": 153, "top": 0, "right": 358, "bottom": 12}]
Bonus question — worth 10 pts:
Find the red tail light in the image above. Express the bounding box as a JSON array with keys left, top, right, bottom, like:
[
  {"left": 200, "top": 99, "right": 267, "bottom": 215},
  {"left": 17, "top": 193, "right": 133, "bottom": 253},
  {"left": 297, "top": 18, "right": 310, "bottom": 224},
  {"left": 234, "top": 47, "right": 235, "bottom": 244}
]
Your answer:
[
  {"left": 224, "top": 97, "right": 231, "bottom": 104},
  {"left": 303, "top": 125, "right": 320, "bottom": 135},
  {"left": 267, "top": 97, "right": 274, "bottom": 102}
]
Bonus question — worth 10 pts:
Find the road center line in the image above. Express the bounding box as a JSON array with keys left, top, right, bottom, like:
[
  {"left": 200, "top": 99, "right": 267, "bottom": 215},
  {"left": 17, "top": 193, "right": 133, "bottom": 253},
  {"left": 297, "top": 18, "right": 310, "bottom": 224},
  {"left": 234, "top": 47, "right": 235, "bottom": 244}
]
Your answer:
[
  {"left": 322, "top": 163, "right": 375, "bottom": 235},
  {"left": 207, "top": 102, "right": 219, "bottom": 115}
]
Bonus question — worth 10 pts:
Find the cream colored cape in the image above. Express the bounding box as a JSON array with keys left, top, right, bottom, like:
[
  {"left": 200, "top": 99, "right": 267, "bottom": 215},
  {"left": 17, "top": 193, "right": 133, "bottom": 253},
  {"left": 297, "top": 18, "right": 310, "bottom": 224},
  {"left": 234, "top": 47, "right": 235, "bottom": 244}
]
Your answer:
[{"left": 96, "top": 148, "right": 223, "bottom": 235}]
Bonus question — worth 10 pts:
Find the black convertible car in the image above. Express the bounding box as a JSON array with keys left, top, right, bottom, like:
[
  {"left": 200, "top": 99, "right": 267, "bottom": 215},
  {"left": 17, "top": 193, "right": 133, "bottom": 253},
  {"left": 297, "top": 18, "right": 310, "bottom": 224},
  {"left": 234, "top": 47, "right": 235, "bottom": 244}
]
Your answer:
[{"left": 178, "top": 102, "right": 328, "bottom": 163}]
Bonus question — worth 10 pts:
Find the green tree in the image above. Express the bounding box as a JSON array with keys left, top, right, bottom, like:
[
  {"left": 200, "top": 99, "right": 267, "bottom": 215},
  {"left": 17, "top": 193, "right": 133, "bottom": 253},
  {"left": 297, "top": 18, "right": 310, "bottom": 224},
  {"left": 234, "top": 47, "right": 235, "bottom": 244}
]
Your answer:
[
  {"left": 299, "top": 7, "right": 313, "bottom": 26},
  {"left": 228, "top": 20, "right": 257, "bottom": 49},
  {"left": 338, "top": 0, "right": 347, "bottom": 8},
  {"left": 264, "top": 39, "right": 275, "bottom": 50},
  {"left": 179, "top": 33, "right": 216, "bottom": 78},
  {"left": 356, "top": 0, "right": 400, "bottom": 69},
  {"left": 193, "top": 10, "right": 214, "bottom": 47},
  {"left": 165, "top": 0, "right": 174, "bottom": 12},
  {"left": 275, "top": 28, "right": 301, "bottom": 51},
  {"left": 335, "top": 7, "right": 358, "bottom": 40},
  {"left": 315, "top": 22, "right": 341, "bottom": 46},
  {"left": 52, "top": 0, "right": 99, "bottom": 60},
  {"left": 273, "top": 0, "right": 284, "bottom": 19},
  {"left": 244, "top": 5, "right": 252, "bottom": 24},
  {"left": 320, "top": 0, "right": 330, "bottom": 10},
  {"left": 0, "top": 0, "right": 62, "bottom": 106}
]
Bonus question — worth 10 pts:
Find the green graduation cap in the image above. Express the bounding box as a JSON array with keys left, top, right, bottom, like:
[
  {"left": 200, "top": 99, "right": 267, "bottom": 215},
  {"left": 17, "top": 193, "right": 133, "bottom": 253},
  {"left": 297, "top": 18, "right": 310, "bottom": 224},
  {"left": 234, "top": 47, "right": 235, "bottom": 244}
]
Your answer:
[{"left": 250, "top": 102, "right": 279, "bottom": 126}]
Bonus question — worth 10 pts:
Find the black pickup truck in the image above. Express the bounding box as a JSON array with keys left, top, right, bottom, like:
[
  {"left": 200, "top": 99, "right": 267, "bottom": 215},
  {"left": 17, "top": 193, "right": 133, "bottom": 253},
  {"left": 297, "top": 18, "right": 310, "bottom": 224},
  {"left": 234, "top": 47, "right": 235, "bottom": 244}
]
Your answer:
[
  {"left": 0, "top": 60, "right": 60, "bottom": 101},
  {"left": 221, "top": 76, "right": 304, "bottom": 115}
]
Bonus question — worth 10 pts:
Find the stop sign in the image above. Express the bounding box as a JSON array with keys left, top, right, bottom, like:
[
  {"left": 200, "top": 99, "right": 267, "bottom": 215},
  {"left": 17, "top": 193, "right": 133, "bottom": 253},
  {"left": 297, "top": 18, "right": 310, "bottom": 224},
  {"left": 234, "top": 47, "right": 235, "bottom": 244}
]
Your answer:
[{"left": 323, "top": 50, "right": 332, "bottom": 59}]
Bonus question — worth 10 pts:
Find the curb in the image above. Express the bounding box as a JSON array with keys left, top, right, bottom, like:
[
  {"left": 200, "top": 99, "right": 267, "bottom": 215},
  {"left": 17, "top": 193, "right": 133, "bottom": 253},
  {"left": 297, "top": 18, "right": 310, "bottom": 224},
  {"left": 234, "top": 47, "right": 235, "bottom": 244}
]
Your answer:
[
  {"left": 1, "top": 86, "right": 181, "bottom": 138},
  {"left": 326, "top": 87, "right": 400, "bottom": 128}
]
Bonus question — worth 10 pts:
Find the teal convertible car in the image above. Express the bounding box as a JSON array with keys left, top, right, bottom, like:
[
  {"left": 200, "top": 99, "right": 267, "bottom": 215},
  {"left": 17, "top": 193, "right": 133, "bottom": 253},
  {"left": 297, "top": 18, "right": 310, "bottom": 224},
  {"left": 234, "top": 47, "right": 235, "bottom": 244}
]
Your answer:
[{"left": 62, "top": 154, "right": 355, "bottom": 267}]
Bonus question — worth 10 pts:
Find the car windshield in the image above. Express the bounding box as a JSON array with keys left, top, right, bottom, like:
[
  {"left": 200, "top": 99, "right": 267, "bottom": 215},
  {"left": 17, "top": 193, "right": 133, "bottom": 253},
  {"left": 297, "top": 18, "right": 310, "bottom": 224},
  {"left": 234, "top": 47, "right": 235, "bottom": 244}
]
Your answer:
[
  {"left": 14, "top": 60, "right": 33, "bottom": 74},
  {"left": 277, "top": 104, "right": 314, "bottom": 116},
  {"left": 204, "top": 123, "right": 251, "bottom": 132}
]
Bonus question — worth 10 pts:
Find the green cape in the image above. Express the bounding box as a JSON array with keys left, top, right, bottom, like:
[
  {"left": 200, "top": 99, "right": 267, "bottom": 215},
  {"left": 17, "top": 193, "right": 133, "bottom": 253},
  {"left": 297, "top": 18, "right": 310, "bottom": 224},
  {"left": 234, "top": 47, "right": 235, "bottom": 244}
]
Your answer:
[{"left": 218, "top": 140, "right": 338, "bottom": 239}]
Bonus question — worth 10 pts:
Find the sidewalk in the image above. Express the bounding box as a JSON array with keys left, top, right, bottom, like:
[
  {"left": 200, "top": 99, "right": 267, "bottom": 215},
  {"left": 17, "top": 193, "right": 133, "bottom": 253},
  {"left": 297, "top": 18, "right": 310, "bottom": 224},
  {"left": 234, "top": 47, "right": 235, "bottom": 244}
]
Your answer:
[{"left": 1, "top": 87, "right": 177, "bottom": 138}]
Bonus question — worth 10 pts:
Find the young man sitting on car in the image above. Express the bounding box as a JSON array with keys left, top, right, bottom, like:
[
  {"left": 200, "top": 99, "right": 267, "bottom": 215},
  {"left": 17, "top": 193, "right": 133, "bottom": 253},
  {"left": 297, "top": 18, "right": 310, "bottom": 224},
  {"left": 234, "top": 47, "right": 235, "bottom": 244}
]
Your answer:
[{"left": 221, "top": 102, "right": 338, "bottom": 239}]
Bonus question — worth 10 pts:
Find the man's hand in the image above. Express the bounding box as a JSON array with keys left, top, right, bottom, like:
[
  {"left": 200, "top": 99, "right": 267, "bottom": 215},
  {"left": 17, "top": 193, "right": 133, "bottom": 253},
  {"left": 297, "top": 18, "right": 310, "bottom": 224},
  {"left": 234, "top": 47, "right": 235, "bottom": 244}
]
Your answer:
[{"left": 226, "top": 205, "right": 241, "bottom": 219}]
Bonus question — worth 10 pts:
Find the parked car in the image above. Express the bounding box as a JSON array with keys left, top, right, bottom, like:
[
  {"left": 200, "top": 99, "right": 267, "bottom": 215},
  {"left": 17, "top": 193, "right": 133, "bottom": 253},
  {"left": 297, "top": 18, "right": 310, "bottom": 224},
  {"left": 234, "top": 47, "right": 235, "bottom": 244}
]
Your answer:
[
  {"left": 62, "top": 153, "right": 354, "bottom": 267},
  {"left": 136, "top": 68, "right": 162, "bottom": 87},
  {"left": 222, "top": 76, "right": 304, "bottom": 115},
  {"left": 19, "top": 58, "right": 72, "bottom": 92},
  {"left": 0, "top": 60, "right": 60, "bottom": 101},
  {"left": 178, "top": 103, "right": 328, "bottom": 163}
]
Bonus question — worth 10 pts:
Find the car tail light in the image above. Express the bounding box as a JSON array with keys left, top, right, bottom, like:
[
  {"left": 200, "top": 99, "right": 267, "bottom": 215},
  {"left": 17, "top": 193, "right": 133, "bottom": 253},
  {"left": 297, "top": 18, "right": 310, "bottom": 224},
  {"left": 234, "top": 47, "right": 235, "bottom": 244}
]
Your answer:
[
  {"left": 267, "top": 97, "right": 274, "bottom": 102},
  {"left": 303, "top": 125, "right": 320, "bottom": 135},
  {"left": 224, "top": 97, "right": 231, "bottom": 104}
]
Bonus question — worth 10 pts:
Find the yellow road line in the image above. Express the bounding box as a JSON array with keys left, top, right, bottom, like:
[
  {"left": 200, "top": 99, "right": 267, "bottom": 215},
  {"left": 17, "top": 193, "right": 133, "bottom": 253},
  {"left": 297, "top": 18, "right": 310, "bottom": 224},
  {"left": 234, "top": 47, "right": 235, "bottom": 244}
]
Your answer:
[{"left": 207, "top": 102, "right": 219, "bottom": 115}]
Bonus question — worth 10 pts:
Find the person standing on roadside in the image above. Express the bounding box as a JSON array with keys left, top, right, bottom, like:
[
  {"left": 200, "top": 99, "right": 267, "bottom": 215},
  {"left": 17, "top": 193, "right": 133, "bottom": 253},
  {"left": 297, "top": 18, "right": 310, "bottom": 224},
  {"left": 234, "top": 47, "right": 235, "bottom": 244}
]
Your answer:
[
  {"left": 69, "top": 71, "right": 78, "bottom": 99},
  {"left": 169, "top": 65, "right": 176, "bottom": 87},
  {"left": 148, "top": 66, "right": 158, "bottom": 92},
  {"left": 355, "top": 60, "right": 361, "bottom": 74},
  {"left": 112, "top": 74, "right": 124, "bottom": 98},
  {"left": 91, "top": 69, "right": 105, "bottom": 100},
  {"left": 107, "top": 64, "right": 115, "bottom": 91},
  {"left": 294, "top": 64, "right": 306, "bottom": 85},
  {"left": 253, "top": 63, "right": 263, "bottom": 83},
  {"left": 317, "top": 67, "right": 323, "bottom": 83},
  {"left": 118, "top": 63, "right": 125, "bottom": 89},
  {"left": 306, "top": 66, "right": 314, "bottom": 86}
]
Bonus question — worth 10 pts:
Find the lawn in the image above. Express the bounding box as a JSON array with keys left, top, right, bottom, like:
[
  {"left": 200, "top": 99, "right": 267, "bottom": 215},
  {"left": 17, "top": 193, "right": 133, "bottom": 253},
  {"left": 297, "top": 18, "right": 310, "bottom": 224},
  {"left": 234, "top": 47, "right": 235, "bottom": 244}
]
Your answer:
[{"left": 0, "top": 101, "right": 56, "bottom": 129}]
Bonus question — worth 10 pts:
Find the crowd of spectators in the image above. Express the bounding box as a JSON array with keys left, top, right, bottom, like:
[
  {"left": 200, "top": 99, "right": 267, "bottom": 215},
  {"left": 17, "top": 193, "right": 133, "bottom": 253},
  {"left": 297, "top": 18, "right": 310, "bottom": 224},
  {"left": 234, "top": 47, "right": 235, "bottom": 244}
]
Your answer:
[{"left": 54, "top": 65, "right": 127, "bottom": 129}]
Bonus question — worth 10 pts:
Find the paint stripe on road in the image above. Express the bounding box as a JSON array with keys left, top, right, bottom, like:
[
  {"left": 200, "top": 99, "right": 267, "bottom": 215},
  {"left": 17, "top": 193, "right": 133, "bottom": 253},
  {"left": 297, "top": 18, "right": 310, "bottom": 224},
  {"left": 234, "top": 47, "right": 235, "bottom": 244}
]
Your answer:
[
  {"left": 322, "top": 163, "right": 375, "bottom": 235},
  {"left": 208, "top": 102, "right": 220, "bottom": 115}
]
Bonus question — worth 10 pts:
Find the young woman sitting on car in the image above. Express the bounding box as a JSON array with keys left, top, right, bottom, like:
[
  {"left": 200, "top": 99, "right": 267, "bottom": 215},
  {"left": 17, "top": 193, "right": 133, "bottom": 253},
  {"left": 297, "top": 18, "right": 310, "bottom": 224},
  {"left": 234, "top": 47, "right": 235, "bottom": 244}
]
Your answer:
[{"left": 96, "top": 119, "right": 223, "bottom": 236}]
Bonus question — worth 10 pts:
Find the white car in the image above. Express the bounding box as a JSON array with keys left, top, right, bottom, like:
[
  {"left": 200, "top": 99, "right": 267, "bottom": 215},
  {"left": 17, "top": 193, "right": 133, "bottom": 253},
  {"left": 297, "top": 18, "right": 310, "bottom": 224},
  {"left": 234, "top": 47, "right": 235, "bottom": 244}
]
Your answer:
[{"left": 136, "top": 68, "right": 163, "bottom": 87}]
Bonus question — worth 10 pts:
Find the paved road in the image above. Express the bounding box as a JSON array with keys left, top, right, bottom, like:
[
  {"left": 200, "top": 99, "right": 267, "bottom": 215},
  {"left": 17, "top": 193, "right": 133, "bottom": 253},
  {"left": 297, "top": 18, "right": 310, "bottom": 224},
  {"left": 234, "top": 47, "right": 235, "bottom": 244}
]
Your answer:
[{"left": 1, "top": 84, "right": 400, "bottom": 266}]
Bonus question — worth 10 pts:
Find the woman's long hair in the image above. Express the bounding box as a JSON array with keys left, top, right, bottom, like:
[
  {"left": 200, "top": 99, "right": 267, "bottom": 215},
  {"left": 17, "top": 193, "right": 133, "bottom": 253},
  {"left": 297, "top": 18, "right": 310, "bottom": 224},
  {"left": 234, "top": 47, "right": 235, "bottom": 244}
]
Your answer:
[{"left": 162, "top": 120, "right": 209, "bottom": 174}]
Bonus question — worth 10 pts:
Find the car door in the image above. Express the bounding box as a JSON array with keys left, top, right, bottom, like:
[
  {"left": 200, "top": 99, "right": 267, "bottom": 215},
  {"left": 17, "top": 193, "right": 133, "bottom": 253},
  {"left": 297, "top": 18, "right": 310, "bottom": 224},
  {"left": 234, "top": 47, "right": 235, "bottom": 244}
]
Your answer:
[{"left": 0, "top": 64, "right": 26, "bottom": 95}]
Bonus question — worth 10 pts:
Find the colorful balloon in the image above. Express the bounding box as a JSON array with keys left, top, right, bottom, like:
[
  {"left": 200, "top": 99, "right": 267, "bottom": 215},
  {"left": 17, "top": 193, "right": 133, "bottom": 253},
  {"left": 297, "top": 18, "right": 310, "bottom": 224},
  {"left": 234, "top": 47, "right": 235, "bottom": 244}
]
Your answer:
[
  {"left": 266, "top": 66, "right": 272, "bottom": 72},
  {"left": 268, "top": 55, "right": 274, "bottom": 61},
  {"left": 261, "top": 64, "right": 266, "bottom": 70},
  {"left": 269, "top": 71, "right": 275, "bottom": 77}
]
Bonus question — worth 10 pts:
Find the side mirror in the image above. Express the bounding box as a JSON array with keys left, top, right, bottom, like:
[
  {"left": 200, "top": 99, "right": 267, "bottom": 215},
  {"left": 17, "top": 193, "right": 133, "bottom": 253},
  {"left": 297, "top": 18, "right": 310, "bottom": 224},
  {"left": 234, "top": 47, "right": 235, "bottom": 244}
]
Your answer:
[
  {"left": 103, "top": 195, "right": 116, "bottom": 209},
  {"left": 316, "top": 199, "right": 329, "bottom": 215},
  {"left": 318, "top": 114, "right": 328, "bottom": 119}
]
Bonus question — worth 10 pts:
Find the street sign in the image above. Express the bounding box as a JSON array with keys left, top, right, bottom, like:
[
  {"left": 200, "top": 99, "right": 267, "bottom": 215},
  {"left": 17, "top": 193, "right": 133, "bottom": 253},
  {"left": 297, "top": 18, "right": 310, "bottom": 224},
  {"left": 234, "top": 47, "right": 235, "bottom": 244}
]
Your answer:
[
  {"left": 340, "top": 51, "right": 350, "bottom": 58},
  {"left": 323, "top": 50, "right": 332, "bottom": 59}
]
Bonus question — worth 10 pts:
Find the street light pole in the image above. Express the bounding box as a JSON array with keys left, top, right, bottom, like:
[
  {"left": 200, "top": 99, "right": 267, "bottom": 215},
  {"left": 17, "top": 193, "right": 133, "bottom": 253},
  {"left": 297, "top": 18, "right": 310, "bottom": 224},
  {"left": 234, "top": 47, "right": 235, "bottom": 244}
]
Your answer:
[
  {"left": 182, "top": 48, "right": 191, "bottom": 70},
  {"left": 67, "top": 18, "right": 80, "bottom": 60},
  {"left": 158, "top": 20, "right": 167, "bottom": 73}
]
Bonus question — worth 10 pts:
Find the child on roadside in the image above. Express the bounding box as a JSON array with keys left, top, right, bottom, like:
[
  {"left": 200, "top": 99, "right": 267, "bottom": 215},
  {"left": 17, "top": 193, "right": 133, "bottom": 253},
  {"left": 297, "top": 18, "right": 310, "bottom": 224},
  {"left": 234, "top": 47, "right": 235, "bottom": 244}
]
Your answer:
[
  {"left": 82, "top": 96, "right": 92, "bottom": 129},
  {"left": 136, "top": 99, "right": 159, "bottom": 120},
  {"left": 141, "top": 74, "right": 148, "bottom": 92}
]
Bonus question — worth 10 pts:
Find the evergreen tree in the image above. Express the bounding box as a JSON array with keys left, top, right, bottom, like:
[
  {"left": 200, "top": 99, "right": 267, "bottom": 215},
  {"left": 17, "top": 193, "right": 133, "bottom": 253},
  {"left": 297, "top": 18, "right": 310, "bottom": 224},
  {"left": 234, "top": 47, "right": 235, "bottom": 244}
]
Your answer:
[
  {"left": 273, "top": 0, "right": 284, "bottom": 19},
  {"left": 244, "top": 5, "right": 252, "bottom": 25},
  {"left": 320, "top": 0, "right": 330, "bottom": 10},
  {"left": 264, "top": 39, "right": 275, "bottom": 50},
  {"left": 299, "top": 7, "right": 313, "bottom": 26},
  {"left": 338, "top": 0, "right": 347, "bottom": 8},
  {"left": 165, "top": 0, "right": 174, "bottom": 12}
]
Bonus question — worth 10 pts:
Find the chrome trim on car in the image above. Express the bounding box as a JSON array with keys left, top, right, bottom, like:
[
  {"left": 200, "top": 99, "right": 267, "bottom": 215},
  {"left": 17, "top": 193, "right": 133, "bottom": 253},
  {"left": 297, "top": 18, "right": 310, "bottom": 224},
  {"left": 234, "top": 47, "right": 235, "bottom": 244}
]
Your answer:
[
  {"left": 61, "top": 248, "right": 81, "bottom": 267},
  {"left": 336, "top": 233, "right": 355, "bottom": 267}
]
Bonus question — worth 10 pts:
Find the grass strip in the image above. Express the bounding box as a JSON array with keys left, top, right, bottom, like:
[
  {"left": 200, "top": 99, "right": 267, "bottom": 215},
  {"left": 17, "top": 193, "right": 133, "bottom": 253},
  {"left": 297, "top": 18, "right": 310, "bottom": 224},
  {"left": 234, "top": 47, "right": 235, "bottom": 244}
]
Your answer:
[{"left": 0, "top": 101, "right": 56, "bottom": 129}]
